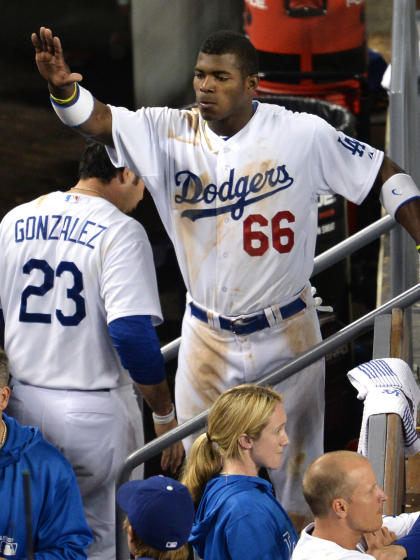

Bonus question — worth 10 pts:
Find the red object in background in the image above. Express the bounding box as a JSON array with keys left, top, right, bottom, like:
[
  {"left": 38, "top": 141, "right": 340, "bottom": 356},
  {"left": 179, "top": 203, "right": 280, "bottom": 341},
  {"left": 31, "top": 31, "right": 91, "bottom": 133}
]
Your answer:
[{"left": 244, "top": 0, "right": 367, "bottom": 114}]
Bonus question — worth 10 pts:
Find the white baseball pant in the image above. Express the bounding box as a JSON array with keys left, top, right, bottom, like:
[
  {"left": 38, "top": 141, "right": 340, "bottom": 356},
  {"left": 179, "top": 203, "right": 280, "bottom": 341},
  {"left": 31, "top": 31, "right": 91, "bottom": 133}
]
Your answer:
[
  {"left": 175, "top": 284, "right": 324, "bottom": 522},
  {"left": 6, "top": 381, "right": 144, "bottom": 560}
]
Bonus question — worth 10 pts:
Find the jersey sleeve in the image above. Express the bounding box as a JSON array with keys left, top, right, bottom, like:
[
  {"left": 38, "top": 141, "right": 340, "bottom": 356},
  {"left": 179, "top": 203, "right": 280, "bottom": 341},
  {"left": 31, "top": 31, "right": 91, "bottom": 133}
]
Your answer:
[
  {"left": 108, "top": 315, "right": 166, "bottom": 385},
  {"left": 106, "top": 105, "right": 170, "bottom": 180},
  {"left": 311, "top": 116, "right": 384, "bottom": 205},
  {"left": 382, "top": 512, "right": 420, "bottom": 539},
  {"left": 100, "top": 219, "right": 163, "bottom": 326}
]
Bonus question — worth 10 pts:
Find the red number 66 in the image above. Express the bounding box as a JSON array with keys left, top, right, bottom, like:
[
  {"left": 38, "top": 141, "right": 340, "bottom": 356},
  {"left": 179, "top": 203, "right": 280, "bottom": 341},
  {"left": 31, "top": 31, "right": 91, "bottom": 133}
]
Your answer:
[{"left": 243, "top": 211, "right": 295, "bottom": 256}]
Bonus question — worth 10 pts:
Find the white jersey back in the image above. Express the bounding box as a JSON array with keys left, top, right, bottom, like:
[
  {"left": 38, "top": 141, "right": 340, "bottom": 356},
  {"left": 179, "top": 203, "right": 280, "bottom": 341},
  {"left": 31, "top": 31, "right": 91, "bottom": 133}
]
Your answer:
[
  {"left": 107, "top": 102, "right": 383, "bottom": 316},
  {"left": 0, "top": 192, "right": 162, "bottom": 390}
]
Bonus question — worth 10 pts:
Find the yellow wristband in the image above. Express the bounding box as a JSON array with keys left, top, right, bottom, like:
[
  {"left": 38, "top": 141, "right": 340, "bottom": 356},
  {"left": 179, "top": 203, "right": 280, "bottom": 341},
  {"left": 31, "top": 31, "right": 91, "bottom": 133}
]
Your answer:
[
  {"left": 416, "top": 244, "right": 420, "bottom": 251},
  {"left": 50, "top": 83, "right": 78, "bottom": 105}
]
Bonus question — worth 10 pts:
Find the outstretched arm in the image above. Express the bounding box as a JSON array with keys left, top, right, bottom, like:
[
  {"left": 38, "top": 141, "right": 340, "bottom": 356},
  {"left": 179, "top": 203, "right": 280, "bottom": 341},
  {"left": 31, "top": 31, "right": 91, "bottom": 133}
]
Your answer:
[
  {"left": 372, "top": 155, "right": 420, "bottom": 249},
  {"left": 31, "top": 27, "right": 113, "bottom": 146}
]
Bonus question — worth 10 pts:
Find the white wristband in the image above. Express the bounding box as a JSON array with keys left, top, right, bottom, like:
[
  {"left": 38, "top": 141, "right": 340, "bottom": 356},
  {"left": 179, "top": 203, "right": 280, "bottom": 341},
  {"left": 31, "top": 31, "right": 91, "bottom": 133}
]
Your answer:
[
  {"left": 380, "top": 173, "right": 420, "bottom": 218},
  {"left": 152, "top": 404, "right": 176, "bottom": 425},
  {"left": 50, "top": 84, "right": 94, "bottom": 127}
]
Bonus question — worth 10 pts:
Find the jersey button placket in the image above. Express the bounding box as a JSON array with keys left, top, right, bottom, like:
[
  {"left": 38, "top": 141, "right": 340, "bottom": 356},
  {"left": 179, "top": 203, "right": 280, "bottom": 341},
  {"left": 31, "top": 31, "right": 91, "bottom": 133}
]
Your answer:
[{"left": 216, "top": 150, "right": 230, "bottom": 304}]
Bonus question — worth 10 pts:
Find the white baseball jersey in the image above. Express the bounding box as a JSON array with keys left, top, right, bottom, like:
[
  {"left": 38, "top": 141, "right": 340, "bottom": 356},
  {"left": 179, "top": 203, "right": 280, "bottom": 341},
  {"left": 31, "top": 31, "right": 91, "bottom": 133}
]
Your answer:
[
  {"left": 106, "top": 101, "right": 384, "bottom": 519},
  {"left": 0, "top": 191, "right": 162, "bottom": 390},
  {"left": 292, "top": 514, "right": 420, "bottom": 560},
  {"left": 107, "top": 101, "right": 383, "bottom": 316}
]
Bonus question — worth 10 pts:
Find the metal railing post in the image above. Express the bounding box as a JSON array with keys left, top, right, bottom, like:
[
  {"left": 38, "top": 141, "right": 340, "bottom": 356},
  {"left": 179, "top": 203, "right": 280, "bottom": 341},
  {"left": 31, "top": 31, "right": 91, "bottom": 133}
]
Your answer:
[{"left": 389, "top": 0, "right": 420, "bottom": 298}]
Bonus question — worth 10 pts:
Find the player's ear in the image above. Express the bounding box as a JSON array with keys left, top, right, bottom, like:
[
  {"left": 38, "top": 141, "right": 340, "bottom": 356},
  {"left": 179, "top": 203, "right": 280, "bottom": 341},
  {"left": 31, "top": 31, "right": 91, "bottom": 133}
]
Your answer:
[
  {"left": 119, "top": 168, "right": 130, "bottom": 184},
  {"left": 247, "top": 73, "right": 259, "bottom": 95}
]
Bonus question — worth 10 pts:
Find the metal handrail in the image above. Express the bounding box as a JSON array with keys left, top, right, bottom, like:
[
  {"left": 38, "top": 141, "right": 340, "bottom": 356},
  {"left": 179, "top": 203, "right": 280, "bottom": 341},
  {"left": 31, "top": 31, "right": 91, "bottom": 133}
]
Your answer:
[
  {"left": 389, "top": 0, "right": 420, "bottom": 296},
  {"left": 116, "top": 283, "right": 420, "bottom": 558},
  {"left": 119, "top": 284, "right": 420, "bottom": 478},
  {"left": 161, "top": 214, "right": 396, "bottom": 363}
]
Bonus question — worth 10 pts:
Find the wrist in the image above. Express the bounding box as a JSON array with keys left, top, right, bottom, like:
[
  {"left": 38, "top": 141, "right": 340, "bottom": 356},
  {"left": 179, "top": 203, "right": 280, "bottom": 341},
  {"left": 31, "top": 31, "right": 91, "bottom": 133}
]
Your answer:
[
  {"left": 152, "top": 403, "right": 176, "bottom": 425},
  {"left": 48, "top": 82, "right": 76, "bottom": 101},
  {"left": 50, "top": 83, "right": 94, "bottom": 127},
  {"left": 50, "top": 83, "right": 78, "bottom": 105}
]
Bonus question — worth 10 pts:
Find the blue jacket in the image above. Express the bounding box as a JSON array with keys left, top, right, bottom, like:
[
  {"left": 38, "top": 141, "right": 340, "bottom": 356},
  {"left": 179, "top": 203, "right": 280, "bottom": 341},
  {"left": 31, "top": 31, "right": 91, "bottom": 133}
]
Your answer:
[
  {"left": 0, "top": 414, "right": 93, "bottom": 559},
  {"left": 189, "top": 474, "right": 298, "bottom": 560}
]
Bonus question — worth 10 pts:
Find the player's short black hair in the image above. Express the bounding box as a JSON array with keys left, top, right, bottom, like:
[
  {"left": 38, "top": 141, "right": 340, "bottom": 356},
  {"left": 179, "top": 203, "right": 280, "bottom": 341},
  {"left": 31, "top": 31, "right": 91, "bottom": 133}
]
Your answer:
[
  {"left": 78, "top": 142, "right": 123, "bottom": 183},
  {"left": 199, "top": 30, "right": 259, "bottom": 77}
]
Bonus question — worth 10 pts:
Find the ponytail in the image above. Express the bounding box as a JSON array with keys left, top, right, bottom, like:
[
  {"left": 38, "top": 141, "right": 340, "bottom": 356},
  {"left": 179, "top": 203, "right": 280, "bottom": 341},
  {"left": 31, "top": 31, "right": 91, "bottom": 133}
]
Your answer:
[{"left": 180, "top": 433, "right": 223, "bottom": 506}]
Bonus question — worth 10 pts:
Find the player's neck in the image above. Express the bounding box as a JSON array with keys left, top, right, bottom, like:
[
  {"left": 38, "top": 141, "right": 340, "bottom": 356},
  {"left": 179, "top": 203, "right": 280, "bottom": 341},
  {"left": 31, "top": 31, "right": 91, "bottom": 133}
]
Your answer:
[
  {"left": 69, "top": 179, "right": 107, "bottom": 200},
  {"left": 207, "top": 103, "right": 255, "bottom": 138}
]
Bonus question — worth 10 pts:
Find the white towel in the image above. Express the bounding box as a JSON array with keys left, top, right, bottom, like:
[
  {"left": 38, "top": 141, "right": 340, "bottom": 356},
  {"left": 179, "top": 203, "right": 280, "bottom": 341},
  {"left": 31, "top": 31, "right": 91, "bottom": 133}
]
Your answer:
[{"left": 347, "top": 358, "right": 420, "bottom": 456}]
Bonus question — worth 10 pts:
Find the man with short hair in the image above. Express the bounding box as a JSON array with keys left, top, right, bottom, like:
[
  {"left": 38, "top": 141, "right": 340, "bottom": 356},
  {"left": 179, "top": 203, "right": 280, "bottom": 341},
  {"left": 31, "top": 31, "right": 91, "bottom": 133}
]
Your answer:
[
  {"left": 292, "top": 450, "right": 420, "bottom": 559},
  {"left": 30, "top": 26, "right": 420, "bottom": 528},
  {"left": 0, "top": 349, "right": 93, "bottom": 559},
  {"left": 0, "top": 143, "right": 183, "bottom": 560}
]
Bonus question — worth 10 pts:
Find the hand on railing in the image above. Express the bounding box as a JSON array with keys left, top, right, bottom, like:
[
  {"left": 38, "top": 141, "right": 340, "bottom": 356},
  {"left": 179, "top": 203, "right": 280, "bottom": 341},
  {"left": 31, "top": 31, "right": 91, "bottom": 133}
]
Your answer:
[{"left": 153, "top": 418, "right": 185, "bottom": 474}]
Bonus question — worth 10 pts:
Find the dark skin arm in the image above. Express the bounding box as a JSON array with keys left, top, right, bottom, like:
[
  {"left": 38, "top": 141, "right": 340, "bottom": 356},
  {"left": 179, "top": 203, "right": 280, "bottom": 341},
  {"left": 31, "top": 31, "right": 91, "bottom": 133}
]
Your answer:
[
  {"left": 372, "top": 155, "right": 420, "bottom": 248},
  {"left": 136, "top": 379, "right": 184, "bottom": 474},
  {"left": 31, "top": 27, "right": 113, "bottom": 146},
  {"left": 33, "top": 28, "right": 420, "bottom": 248}
]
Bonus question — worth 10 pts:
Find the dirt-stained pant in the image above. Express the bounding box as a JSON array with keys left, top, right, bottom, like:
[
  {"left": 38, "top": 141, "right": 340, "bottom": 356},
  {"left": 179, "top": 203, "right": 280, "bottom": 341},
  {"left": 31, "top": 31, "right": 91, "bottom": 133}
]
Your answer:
[{"left": 175, "top": 284, "right": 324, "bottom": 520}]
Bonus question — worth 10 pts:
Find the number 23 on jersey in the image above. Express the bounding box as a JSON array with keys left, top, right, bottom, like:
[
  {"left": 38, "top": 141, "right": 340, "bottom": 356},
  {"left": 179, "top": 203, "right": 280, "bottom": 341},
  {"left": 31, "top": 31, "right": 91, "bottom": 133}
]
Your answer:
[{"left": 19, "top": 258, "right": 86, "bottom": 326}]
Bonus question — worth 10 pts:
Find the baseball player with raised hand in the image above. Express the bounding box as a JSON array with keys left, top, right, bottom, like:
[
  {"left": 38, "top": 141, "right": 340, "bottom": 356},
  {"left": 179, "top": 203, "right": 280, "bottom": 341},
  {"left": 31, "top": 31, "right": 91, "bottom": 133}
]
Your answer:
[
  {"left": 0, "top": 143, "right": 183, "bottom": 560},
  {"left": 31, "top": 26, "right": 420, "bottom": 530}
]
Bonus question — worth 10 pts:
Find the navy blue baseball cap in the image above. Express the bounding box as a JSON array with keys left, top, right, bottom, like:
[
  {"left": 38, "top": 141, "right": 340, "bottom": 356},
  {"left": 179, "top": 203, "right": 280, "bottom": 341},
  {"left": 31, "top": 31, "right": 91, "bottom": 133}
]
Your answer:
[{"left": 117, "top": 476, "right": 195, "bottom": 551}]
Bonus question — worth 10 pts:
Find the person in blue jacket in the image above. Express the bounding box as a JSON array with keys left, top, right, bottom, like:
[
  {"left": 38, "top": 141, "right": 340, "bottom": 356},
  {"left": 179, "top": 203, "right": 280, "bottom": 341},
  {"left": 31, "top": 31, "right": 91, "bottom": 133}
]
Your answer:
[
  {"left": 0, "top": 350, "right": 93, "bottom": 559},
  {"left": 181, "top": 384, "right": 297, "bottom": 560}
]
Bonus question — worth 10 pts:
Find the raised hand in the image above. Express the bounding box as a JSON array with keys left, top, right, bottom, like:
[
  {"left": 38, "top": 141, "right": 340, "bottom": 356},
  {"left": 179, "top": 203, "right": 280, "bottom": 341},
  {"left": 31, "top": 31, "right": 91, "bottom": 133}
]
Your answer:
[{"left": 31, "top": 27, "right": 82, "bottom": 95}]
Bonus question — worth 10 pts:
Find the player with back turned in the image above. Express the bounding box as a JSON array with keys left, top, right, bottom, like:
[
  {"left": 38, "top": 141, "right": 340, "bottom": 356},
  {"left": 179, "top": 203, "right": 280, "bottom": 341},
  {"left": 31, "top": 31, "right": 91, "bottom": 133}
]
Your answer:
[
  {"left": 0, "top": 143, "right": 183, "bottom": 560},
  {"left": 30, "top": 27, "right": 420, "bottom": 530}
]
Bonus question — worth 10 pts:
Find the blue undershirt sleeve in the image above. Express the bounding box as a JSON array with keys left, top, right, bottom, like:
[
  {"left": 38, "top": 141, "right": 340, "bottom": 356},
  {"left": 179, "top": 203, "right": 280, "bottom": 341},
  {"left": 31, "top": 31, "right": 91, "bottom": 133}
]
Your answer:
[
  {"left": 109, "top": 315, "right": 165, "bottom": 385},
  {"left": 395, "top": 514, "right": 420, "bottom": 560}
]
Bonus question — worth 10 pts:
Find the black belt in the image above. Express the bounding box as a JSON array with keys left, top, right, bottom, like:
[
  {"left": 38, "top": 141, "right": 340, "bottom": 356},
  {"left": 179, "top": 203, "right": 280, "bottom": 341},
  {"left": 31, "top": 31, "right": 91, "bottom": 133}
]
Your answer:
[{"left": 189, "top": 297, "right": 306, "bottom": 336}]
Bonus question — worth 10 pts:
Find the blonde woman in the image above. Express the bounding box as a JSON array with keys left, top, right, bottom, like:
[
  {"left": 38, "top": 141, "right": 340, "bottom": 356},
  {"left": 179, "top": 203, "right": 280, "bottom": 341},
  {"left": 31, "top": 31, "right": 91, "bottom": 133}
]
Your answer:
[{"left": 181, "top": 384, "right": 298, "bottom": 560}]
